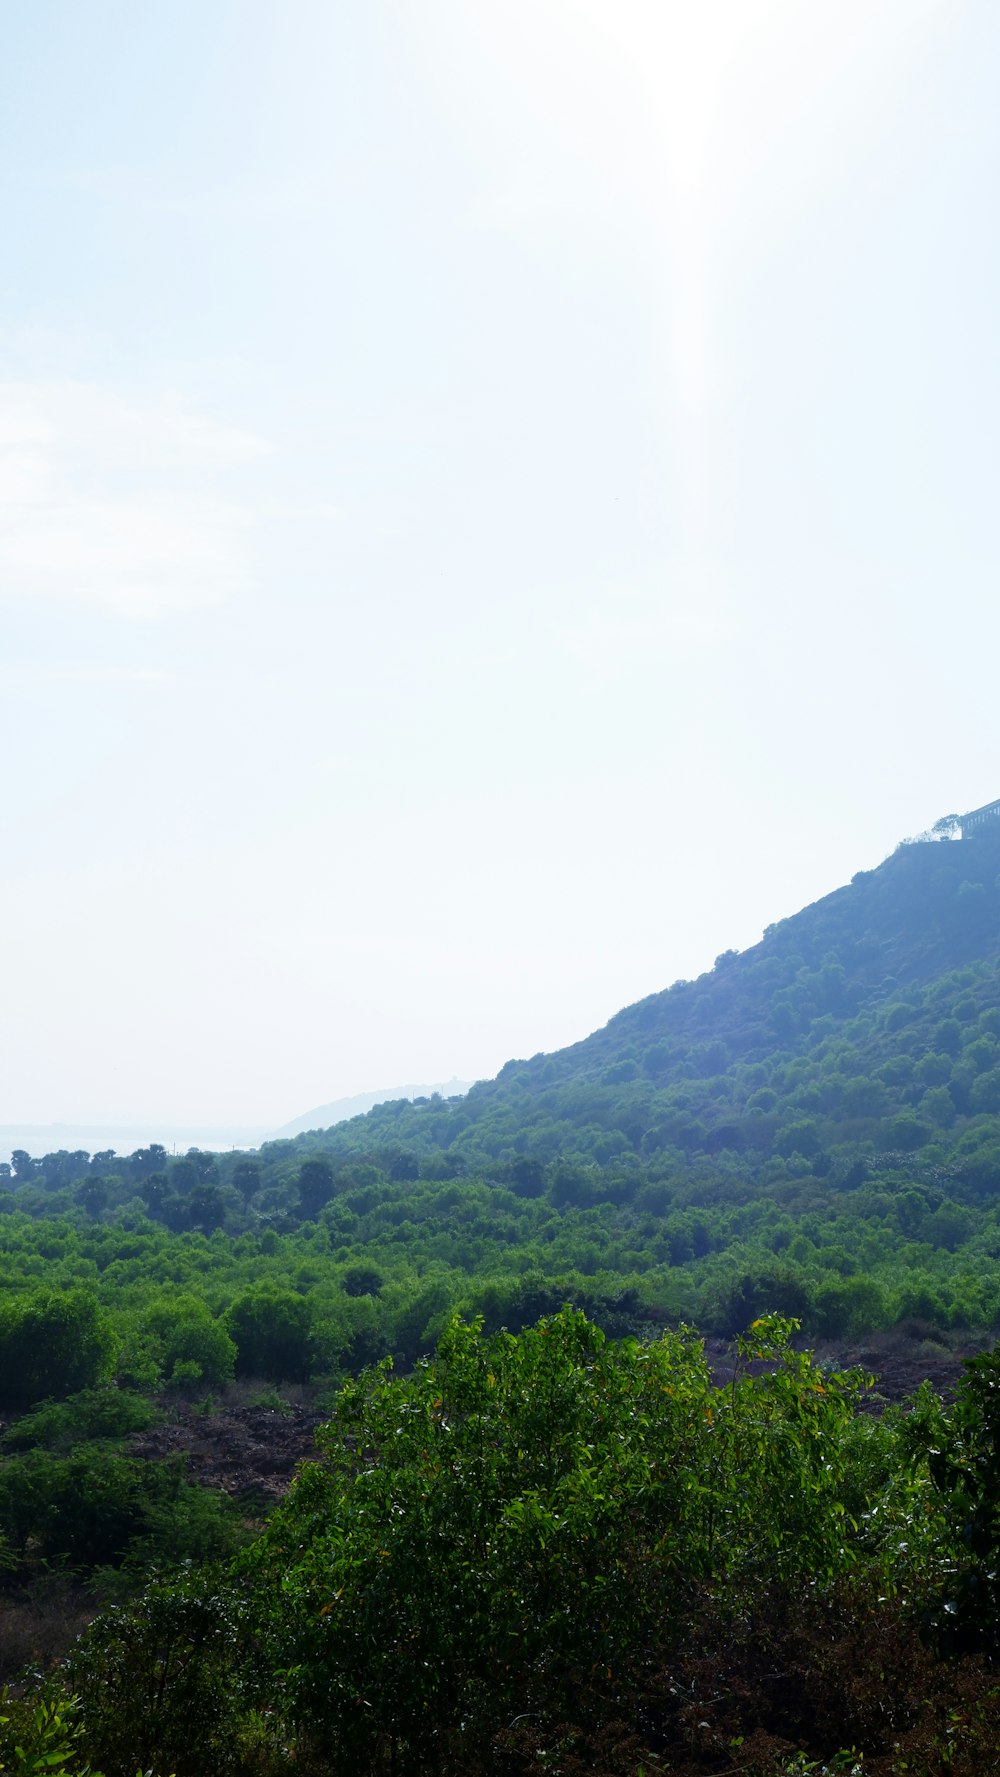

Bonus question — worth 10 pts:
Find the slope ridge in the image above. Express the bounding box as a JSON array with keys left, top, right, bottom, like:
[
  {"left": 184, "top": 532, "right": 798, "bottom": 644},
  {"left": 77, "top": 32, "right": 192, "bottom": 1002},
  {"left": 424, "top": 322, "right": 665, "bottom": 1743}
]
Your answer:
[{"left": 283, "top": 824, "right": 1000, "bottom": 1187}]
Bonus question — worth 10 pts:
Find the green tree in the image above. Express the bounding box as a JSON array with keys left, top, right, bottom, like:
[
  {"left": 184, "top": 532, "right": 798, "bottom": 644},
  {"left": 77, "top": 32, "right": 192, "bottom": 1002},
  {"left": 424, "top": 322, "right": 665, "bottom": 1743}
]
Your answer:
[
  {"left": 75, "top": 1176, "right": 109, "bottom": 1219},
  {"left": 231, "top": 1159, "right": 260, "bottom": 1208},
  {"left": 224, "top": 1288, "right": 313, "bottom": 1382},
  {"left": 904, "top": 1348, "right": 1000, "bottom": 1652},
  {"left": 341, "top": 1264, "right": 383, "bottom": 1298},
  {"left": 186, "top": 1182, "right": 228, "bottom": 1234},
  {"left": 297, "top": 1157, "right": 335, "bottom": 1218},
  {"left": 245, "top": 1310, "right": 868, "bottom": 1771},
  {"left": 0, "top": 1290, "right": 115, "bottom": 1410},
  {"left": 143, "top": 1295, "right": 237, "bottom": 1388},
  {"left": 129, "top": 1144, "right": 168, "bottom": 1180}
]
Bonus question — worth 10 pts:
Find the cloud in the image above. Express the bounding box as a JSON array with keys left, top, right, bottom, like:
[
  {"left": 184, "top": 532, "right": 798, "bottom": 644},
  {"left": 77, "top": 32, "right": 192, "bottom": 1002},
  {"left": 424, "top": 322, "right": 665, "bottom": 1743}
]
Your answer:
[{"left": 0, "top": 381, "right": 266, "bottom": 618}]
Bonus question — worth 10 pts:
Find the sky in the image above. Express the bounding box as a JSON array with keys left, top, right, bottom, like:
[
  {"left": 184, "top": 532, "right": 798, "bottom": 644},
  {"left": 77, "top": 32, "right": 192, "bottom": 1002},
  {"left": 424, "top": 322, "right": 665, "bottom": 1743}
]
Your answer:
[{"left": 3, "top": 0, "right": 1000, "bottom": 1134}]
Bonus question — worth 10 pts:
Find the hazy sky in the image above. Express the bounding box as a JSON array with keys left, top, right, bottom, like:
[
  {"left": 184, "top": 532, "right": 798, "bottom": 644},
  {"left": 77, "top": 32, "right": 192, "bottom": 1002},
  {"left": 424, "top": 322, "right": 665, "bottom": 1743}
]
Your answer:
[{"left": 4, "top": 0, "right": 999, "bottom": 1129}]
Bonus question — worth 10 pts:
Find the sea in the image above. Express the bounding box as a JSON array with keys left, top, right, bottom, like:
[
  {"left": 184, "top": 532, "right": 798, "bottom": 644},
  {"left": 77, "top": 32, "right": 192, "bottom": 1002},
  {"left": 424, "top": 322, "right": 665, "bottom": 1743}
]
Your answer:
[{"left": 0, "top": 1122, "right": 272, "bottom": 1163}]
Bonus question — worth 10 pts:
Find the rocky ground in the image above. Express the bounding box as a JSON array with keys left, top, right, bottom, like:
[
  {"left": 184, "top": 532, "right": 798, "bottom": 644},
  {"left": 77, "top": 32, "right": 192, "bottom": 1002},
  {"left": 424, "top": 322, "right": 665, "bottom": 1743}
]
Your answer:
[
  {"left": 127, "top": 1391, "right": 326, "bottom": 1502},
  {"left": 124, "top": 1329, "right": 986, "bottom": 1502},
  {"left": 704, "top": 1326, "right": 985, "bottom": 1409}
]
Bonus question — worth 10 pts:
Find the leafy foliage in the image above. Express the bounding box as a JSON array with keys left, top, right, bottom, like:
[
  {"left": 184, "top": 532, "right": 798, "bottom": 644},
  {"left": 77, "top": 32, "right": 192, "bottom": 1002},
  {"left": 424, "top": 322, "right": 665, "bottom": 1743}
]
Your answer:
[
  {"left": 1, "top": 1387, "right": 157, "bottom": 1454},
  {"left": 5, "top": 821, "right": 1000, "bottom": 1767},
  {"left": 5, "top": 1311, "right": 1000, "bottom": 1773},
  {"left": 0, "top": 1446, "right": 241, "bottom": 1575},
  {"left": 3, "top": 829, "right": 1000, "bottom": 1374},
  {"left": 903, "top": 1347, "right": 1000, "bottom": 1653},
  {"left": 0, "top": 1686, "right": 91, "bottom": 1776},
  {"left": 0, "top": 1292, "right": 115, "bottom": 1411},
  {"left": 66, "top": 1572, "right": 244, "bottom": 1777},
  {"left": 244, "top": 1311, "right": 870, "bottom": 1770}
]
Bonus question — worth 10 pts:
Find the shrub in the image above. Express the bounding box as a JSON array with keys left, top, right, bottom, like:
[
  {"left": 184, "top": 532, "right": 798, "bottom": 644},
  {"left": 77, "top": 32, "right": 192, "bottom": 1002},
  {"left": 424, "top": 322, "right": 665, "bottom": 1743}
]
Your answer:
[
  {"left": 66, "top": 1572, "right": 248, "bottom": 1777},
  {"left": 244, "top": 1310, "right": 869, "bottom": 1770},
  {"left": 0, "top": 1291, "right": 115, "bottom": 1411},
  {"left": 142, "top": 1295, "right": 236, "bottom": 1388},
  {"left": 224, "top": 1288, "right": 313, "bottom": 1382},
  {"left": 905, "top": 1349, "right": 1000, "bottom": 1653},
  {"left": 0, "top": 1448, "right": 241, "bottom": 1576},
  {"left": 1, "top": 1387, "right": 157, "bottom": 1453}
]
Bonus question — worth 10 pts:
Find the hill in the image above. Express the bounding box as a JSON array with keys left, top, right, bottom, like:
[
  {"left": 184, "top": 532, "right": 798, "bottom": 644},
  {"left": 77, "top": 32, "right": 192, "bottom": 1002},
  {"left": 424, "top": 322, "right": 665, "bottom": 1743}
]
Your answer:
[
  {"left": 284, "top": 818, "right": 1000, "bottom": 1190},
  {"left": 269, "top": 1079, "right": 471, "bottom": 1141},
  {"left": 7, "top": 809, "right": 1000, "bottom": 1357}
]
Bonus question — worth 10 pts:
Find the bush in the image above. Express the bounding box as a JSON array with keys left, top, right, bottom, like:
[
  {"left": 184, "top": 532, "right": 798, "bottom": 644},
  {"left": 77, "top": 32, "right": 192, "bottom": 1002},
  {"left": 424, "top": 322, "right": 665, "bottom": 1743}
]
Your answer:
[
  {"left": 0, "top": 1448, "right": 241, "bottom": 1576},
  {"left": 2, "top": 1386, "right": 157, "bottom": 1453},
  {"left": 0, "top": 1291, "right": 115, "bottom": 1411},
  {"left": 340, "top": 1263, "right": 383, "bottom": 1298},
  {"left": 244, "top": 1310, "right": 870, "bottom": 1770},
  {"left": 905, "top": 1349, "right": 1000, "bottom": 1653},
  {"left": 142, "top": 1295, "right": 236, "bottom": 1388},
  {"left": 224, "top": 1288, "right": 313, "bottom": 1382},
  {"left": 66, "top": 1572, "right": 248, "bottom": 1777},
  {"left": 0, "top": 1683, "right": 91, "bottom": 1777}
]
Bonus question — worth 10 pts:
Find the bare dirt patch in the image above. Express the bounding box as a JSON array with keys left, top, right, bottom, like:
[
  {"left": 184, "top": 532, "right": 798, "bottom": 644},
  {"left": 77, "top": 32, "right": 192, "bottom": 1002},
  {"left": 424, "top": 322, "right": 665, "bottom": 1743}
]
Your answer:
[
  {"left": 127, "top": 1331, "right": 990, "bottom": 1507},
  {"left": 126, "top": 1393, "right": 326, "bottom": 1502},
  {"left": 703, "top": 1326, "right": 987, "bottom": 1408}
]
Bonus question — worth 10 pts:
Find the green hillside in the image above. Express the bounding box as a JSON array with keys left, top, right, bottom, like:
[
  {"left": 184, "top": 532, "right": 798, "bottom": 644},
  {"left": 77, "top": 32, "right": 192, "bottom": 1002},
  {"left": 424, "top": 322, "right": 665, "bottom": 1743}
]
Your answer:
[
  {"left": 288, "top": 820, "right": 1000, "bottom": 1190},
  {"left": 6, "top": 814, "right": 1000, "bottom": 1358},
  {"left": 7, "top": 819, "right": 1000, "bottom": 1774}
]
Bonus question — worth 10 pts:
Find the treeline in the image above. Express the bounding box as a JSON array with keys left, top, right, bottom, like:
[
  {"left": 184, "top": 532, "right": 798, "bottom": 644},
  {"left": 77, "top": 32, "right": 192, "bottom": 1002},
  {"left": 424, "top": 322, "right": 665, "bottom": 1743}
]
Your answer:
[
  {"left": 0, "top": 1137, "right": 999, "bottom": 1416},
  {"left": 287, "top": 956, "right": 1000, "bottom": 1190},
  {"left": 4, "top": 839, "right": 1000, "bottom": 1380},
  {"left": 10, "top": 838, "right": 1000, "bottom": 1226},
  {"left": 10, "top": 956, "right": 1000, "bottom": 1220}
]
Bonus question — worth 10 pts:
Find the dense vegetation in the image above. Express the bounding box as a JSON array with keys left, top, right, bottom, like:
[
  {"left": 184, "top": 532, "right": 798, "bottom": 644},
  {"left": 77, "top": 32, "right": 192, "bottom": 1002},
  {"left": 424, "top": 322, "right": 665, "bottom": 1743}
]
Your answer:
[
  {"left": 4, "top": 821, "right": 1000, "bottom": 1770},
  {"left": 5, "top": 828, "right": 1000, "bottom": 1369},
  {"left": 4, "top": 1310, "right": 1000, "bottom": 1773}
]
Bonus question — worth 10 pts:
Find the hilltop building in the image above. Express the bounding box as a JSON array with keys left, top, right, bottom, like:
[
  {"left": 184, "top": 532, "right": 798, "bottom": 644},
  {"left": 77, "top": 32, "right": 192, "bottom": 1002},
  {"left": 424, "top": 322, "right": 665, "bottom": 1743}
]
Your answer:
[{"left": 962, "top": 798, "right": 1000, "bottom": 836}]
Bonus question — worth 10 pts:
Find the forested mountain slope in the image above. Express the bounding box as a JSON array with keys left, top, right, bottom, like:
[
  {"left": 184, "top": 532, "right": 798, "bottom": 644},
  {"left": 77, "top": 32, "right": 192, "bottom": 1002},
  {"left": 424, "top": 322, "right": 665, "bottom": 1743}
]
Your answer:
[
  {"left": 9, "top": 820, "right": 1000, "bottom": 1747},
  {"left": 7, "top": 818, "right": 1000, "bottom": 1360},
  {"left": 286, "top": 824, "right": 1000, "bottom": 1187}
]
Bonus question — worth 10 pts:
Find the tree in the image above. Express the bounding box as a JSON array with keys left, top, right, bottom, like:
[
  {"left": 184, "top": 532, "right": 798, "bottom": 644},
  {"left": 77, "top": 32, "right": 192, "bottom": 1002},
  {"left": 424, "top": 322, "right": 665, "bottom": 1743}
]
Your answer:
[
  {"left": 76, "top": 1176, "right": 109, "bottom": 1219},
  {"left": 185, "top": 1148, "right": 220, "bottom": 1184},
  {"left": 169, "top": 1158, "right": 200, "bottom": 1195},
  {"left": 186, "top": 1182, "right": 228, "bottom": 1234},
  {"left": 713, "top": 1265, "right": 811, "bottom": 1338},
  {"left": 906, "top": 1348, "right": 1000, "bottom": 1651},
  {"left": 130, "top": 1144, "right": 168, "bottom": 1181},
  {"left": 39, "top": 1148, "right": 91, "bottom": 1190},
  {"left": 388, "top": 1150, "right": 419, "bottom": 1182},
  {"left": 225, "top": 1288, "right": 314, "bottom": 1382},
  {"left": 246, "top": 1311, "right": 868, "bottom": 1771},
  {"left": 341, "top": 1264, "right": 383, "bottom": 1298},
  {"left": 139, "top": 1170, "right": 171, "bottom": 1215},
  {"left": 143, "top": 1295, "right": 236, "bottom": 1387},
  {"left": 508, "top": 1156, "right": 546, "bottom": 1197},
  {"left": 232, "top": 1159, "right": 260, "bottom": 1208},
  {"left": 298, "top": 1157, "right": 334, "bottom": 1218},
  {"left": 0, "top": 1290, "right": 115, "bottom": 1410}
]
